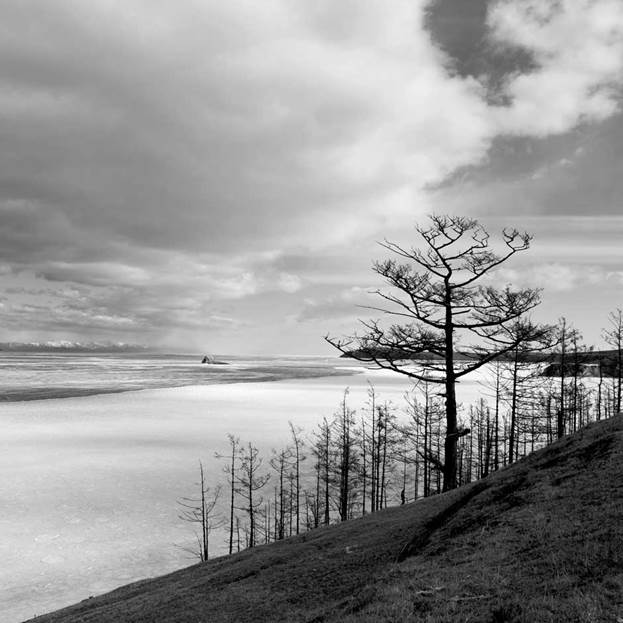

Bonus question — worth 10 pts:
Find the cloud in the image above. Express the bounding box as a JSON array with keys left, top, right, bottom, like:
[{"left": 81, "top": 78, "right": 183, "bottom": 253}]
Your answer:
[
  {"left": 488, "top": 0, "right": 623, "bottom": 135},
  {"left": 277, "top": 273, "right": 303, "bottom": 294},
  {"left": 1, "top": 1, "right": 623, "bottom": 351},
  {"left": 0, "top": 0, "right": 497, "bottom": 260},
  {"left": 605, "top": 271, "right": 623, "bottom": 284},
  {"left": 297, "top": 286, "right": 373, "bottom": 322},
  {"left": 494, "top": 262, "right": 612, "bottom": 293}
]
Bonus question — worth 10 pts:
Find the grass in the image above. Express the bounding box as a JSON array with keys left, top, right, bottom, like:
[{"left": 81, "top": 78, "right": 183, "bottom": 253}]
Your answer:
[{"left": 29, "top": 415, "right": 623, "bottom": 622}]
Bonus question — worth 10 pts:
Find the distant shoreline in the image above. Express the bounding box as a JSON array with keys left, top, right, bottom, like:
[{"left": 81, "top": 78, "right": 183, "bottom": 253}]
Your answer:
[{"left": 0, "top": 365, "right": 358, "bottom": 403}]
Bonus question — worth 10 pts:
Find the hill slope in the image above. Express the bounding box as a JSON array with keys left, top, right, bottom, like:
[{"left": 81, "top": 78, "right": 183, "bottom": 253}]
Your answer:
[{"left": 30, "top": 416, "right": 623, "bottom": 623}]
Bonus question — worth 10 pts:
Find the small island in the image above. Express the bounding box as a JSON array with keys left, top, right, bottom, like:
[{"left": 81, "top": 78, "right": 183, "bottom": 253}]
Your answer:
[{"left": 201, "top": 354, "right": 228, "bottom": 365}]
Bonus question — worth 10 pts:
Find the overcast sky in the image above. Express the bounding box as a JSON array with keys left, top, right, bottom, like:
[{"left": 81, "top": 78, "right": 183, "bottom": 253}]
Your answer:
[{"left": 1, "top": 0, "right": 623, "bottom": 354}]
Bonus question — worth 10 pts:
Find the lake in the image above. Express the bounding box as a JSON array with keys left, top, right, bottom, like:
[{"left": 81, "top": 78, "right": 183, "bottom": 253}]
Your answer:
[{"left": 1, "top": 353, "right": 491, "bottom": 622}]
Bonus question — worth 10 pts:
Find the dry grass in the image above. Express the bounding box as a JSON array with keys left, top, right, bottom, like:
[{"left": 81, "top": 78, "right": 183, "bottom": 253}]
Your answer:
[{"left": 29, "top": 416, "right": 623, "bottom": 623}]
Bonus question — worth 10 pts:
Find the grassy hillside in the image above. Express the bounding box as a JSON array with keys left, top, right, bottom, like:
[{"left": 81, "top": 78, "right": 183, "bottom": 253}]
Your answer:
[{"left": 29, "top": 416, "right": 623, "bottom": 623}]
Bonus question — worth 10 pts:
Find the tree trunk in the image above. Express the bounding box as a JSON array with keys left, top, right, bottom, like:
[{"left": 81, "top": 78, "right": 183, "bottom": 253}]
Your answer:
[
  {"left": 442, "top": 281, "right": 458, "bottom": 492},
  {"left": 558, "top": 319, "right": 566, "bottom": 438},
  {"left": 509, "top": 348, "right": 519, "bottom": 464},
  {"left": 443, "top": 372, "right": 458, "bottom": 492},
  {"left": 228, "top": 441, "right": 236, "bottom": 555}
]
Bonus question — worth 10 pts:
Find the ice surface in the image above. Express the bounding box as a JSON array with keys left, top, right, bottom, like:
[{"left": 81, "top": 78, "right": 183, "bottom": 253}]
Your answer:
[{"left": 1, "top": 368, "right": 486, "bottom": 622}]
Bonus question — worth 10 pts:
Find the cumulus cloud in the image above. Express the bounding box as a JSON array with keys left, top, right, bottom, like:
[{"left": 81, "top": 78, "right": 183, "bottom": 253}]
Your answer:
[{"left": 488, "top": 0, "right": 623, "bottom": 135}]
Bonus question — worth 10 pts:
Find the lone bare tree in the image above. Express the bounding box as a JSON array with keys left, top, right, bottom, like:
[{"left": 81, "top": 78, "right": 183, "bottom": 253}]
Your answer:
[{"left": 327, "top": 215, "right": 546, "bottom": 491}]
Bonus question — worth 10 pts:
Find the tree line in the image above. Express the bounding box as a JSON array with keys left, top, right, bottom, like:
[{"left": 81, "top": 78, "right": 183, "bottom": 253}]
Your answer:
[
  {"left": 180, "top": 318, "right": 622, "bottom": 560},
  {"left": 179, "top": 215, "right": 622, "bottom": 559}
]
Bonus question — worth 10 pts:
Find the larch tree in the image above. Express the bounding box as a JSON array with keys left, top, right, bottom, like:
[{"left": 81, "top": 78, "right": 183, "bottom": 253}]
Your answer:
[
  {"left": 327, "top": 214, "right": 546, "bottom": 492},
  {"left": 334, "top": 389, "right": 357, "bottom": 521},
  {"left": 501, "top": 320, "right": 554, "bottom": 463},
  {"left": 288, "top": 421, "right": 305, "bottom": 535},
  {"left": 551, "top": 317, "right": 581, "bottom": 438},
  {"left": 215, "top": 434, "right": 239, "bottom": 555},
  {"left": 269, "top": 445, "right": 294, "bottom": 540},
  {"left": 603, "top": 308, "right": 623, "bottom": 415},
  {"left": 236, "top": 442, "right": 270, "bottom": 548},
  {"left": 311, "top": 417, "right": 332, "bottom": 526},
  {"left": 178, "top": 462, "right": 223, "bottom": 562}
]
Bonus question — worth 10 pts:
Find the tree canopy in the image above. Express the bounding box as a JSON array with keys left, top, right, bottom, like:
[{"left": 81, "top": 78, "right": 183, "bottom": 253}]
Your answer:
[{"left": 327, "top": 215, "right": 552, "bottom": 490}]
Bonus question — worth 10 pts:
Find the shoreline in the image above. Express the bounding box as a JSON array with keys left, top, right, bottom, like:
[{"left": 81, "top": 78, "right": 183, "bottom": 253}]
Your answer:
[{"left": 0, "top": 364, "right": 359, "bottom": 404}]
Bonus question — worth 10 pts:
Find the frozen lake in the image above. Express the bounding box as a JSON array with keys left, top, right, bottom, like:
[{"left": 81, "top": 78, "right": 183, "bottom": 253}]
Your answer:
[{"left": 1, "top": 364, "right": 489, "bottom": 622}]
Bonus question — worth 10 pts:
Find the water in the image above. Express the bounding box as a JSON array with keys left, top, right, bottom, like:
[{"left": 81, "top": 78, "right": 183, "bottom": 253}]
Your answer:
[
  {"left": 0, "top": 352, "right": 354, "bottom": 402},
  {"left": 0, "top": 353, "right": 381, "bottom": 622},
  {"left": 0, "top": 354, "right": 494, "bottom": 622}
]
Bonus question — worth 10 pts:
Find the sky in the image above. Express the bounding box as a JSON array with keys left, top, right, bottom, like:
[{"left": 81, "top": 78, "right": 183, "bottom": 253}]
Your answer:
[{"left": 1, "top": 0, "right": 623, "bottom": 355}]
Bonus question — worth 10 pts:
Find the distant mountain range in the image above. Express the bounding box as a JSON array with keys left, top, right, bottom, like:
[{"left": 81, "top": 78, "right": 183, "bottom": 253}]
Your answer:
[{"left": 0, "top": 341, "right": 151, "bottom": 353}]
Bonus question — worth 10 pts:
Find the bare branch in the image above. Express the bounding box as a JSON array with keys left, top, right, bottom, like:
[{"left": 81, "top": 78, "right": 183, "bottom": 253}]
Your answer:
[{"left": 326, "top": 214, "right": 546, "bottom": 492}]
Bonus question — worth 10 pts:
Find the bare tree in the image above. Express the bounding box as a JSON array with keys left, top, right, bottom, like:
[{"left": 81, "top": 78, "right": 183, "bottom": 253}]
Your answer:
[
  {"left": 557, "top": 318, "right": 569, "bottom": 438},
  {"left": 374, "top": 402, "right": 397, "bottom": 510},
  {"left": 215, "top": 434, "right": 239, "bottom": 555},
  {"left": 603, "top": 308, "right": 623, "bottom": 415},
  {"left": 308, "top": 418, "right": 334, "bottom": 525},
  {"left": 311, "top": 417, "right": 332, "bottom": 525},
  {"left": 269, "top": 445, "right": 294, "bottom": 540},
  {"left": 479, "top": 361, "right": 506, "bottom": 471},
  {"left": 501, "top": 322, "right": 554, "bottom": 463},
  {"left": 549, "top": 318, "right": 581, "bottom": 438},
  {"left": 366, "top": 383, "right": 377, "bottom": 512},
  {"left": 178, "top": 461, "right": 223, "bottom": 562},
  {"left": 392, "top": 382, "right": 445, "bottom": 499},
  {"left": 335, "top": 389, "right": 357, "bottom": 521},
  {"left": 288, "top": 421, "right": 306, "bottom": 535},
  {"left": 327, "top": 215, "right": 546, "bottom": 491},
  {"left": 236, "top": 442, "right": 270, "bottom": 548}
]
